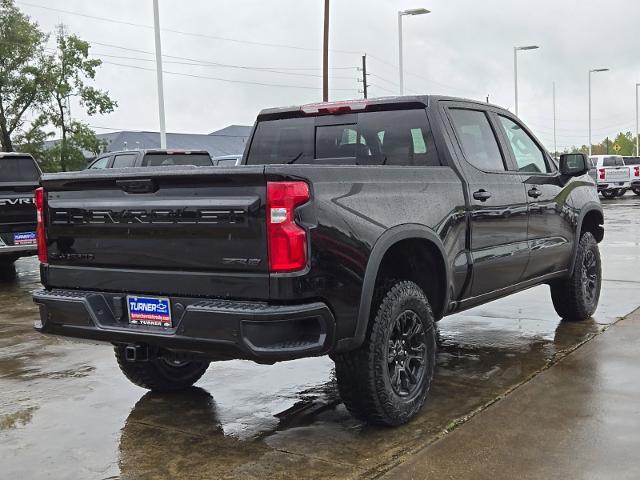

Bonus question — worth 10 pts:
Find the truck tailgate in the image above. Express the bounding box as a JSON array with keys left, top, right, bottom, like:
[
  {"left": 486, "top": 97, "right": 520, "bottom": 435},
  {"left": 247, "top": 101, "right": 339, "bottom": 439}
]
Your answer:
[
  {"left": 40, "top": 167, "right": 269, "bottom": 298},
  {"left": 604, "top": 166, "right": 631, "bottom": 182}
]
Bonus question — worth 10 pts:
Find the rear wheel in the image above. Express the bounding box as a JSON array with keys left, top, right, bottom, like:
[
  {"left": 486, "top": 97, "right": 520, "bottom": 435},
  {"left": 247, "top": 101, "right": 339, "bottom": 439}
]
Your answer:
[
  {"left": 114, "top": 345, "right": 210, "bottom": 392},
  {"left": 633, "top": 187, "right": 640, "bottom": 196},
  {"left": 334, "top": 280, "right": 436, "bottom": 426},
  {"left": 601, "top": 190, "right": 616, "bottom": 199},
  {"left": 616, "top": 188, "right": 627, "bottom": 197},
  {"left": 550, "top": 232, "right": 601, "bottom": 321}
]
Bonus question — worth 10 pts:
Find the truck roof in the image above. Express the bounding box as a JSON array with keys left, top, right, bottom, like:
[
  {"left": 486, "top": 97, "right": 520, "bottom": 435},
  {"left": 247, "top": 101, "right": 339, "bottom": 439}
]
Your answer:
[
  {"left": 106, "top": 149, "right": 211, "bottom": 156},
  {"left": 257, "top": 95, "right": 508, "bottom": 120}
]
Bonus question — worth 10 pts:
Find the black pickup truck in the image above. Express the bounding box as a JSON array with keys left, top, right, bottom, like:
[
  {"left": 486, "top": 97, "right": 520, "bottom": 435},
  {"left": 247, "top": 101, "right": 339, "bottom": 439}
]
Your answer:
[
  {"left": 33, "top": 96, "right": 603, "bottom": 426},
  {"left": 86, "top": 149, "right": 214, "bottom": 170},
  {"left": 0, "top": 153, "right": 41, "bottom": 267}
]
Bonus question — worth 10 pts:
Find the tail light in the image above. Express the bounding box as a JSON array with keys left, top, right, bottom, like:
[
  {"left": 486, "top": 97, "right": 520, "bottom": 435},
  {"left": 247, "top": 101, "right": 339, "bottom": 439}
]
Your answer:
[
  {"left": 598, "top": 168, "right": 606, "bottom": 180},
  {"left": 34, "top": 187, "right": 48, "bottom": 263},
  {"left": 266, "top": 181, "right": 310, "bottom": 272},
  {"left": 634, "top": 166, "right": 640, "bottom": 177},
  {"left": 300, "top": 100, "right": 368, "bottom": 115}
]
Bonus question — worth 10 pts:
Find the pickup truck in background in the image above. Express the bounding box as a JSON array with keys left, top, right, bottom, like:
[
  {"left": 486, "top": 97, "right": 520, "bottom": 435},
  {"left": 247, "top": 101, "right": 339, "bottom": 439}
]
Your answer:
[
  {"left": 0, "top": 153, "right": 41, "bottom": 268},
  {"left": 590, "top": 154, "right": 632, "bottom": 198},
  {"left": 33, "top": 96, "right": 604, "bottom": 426},
  {"left": 622, "top": 156, "right": 640, "bottom": 196},
  {"left": 86, "top": 149, "right": 214, "bottom": 170}
]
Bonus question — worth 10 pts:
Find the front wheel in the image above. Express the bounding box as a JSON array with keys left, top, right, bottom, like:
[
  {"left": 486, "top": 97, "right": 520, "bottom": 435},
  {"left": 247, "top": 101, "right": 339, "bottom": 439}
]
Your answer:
[
  {"left": 550, "top": 232, "right": 601, "bottom": 321},
  {"left": 334, "top": 280, "right": 436, "bottom": 426},
  {"left": 114, "top": 345, "right": 210, "bottom": 392}
]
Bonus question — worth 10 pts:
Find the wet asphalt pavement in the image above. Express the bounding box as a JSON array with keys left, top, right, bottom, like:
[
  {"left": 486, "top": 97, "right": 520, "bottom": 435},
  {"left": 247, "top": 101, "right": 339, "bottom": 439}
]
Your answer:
[{"left": 1, "top": 194, "right": 639, "bottom": 480}]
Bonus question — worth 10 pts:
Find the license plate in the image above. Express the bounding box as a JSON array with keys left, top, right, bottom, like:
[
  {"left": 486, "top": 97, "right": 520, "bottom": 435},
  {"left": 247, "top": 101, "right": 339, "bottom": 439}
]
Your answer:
[
  {"left": 127, "top": 296, "right": 172, "bottom": 327},
  {"left": 13, "top": 231, "right": 36, "bottom": 245}
]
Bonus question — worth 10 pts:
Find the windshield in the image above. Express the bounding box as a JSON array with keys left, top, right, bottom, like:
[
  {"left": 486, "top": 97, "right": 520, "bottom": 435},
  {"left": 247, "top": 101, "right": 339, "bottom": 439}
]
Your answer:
[
  {"left": 141, "top": 153, "right": 213, "bottom": 167},
  {"left": 0, "top": 156, "right": 40, "bottom": 182}
]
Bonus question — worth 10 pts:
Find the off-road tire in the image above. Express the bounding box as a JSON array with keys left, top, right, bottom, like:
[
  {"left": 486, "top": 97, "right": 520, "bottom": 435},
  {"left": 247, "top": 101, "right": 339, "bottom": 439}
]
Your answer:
[
  {"left": 114, "top": 345, "right": 210, "bottom": 392},
  {"left": 601, "top": 190, "right": 616, "bottom": 199},
  {"left": 550, "top": 232, "right": 601, "bottom": 321},
  {"left": 334, "top": 280, "right": 436, "bottom": 426}
]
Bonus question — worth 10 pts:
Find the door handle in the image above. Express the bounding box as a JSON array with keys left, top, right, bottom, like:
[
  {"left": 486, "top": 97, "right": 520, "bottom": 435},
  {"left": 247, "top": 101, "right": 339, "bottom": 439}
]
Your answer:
[
  {"left": 527, "top": 187, "right": 542, "bottom": 199},
  {"left": 473, "top": 189, "right": 492, "bottom": 202}
]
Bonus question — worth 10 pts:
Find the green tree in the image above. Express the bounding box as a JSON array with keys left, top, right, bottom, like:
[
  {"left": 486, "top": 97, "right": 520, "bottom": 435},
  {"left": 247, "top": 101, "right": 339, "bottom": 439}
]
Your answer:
[
  {"left": 39, "top": 25, "right": 116, "bottom": 171},
  {"left": 0, "top": 0, "right": 49, "bottom": 152}
]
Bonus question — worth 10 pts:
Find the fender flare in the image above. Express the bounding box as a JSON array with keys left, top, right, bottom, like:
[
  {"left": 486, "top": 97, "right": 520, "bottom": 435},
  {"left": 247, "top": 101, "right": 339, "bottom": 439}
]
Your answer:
[
  {"left": 335, "top": 224, "right": 450, "bottom": 352},
  {"left": 569, "top": 203, "right": 604, "bottom": 275}
]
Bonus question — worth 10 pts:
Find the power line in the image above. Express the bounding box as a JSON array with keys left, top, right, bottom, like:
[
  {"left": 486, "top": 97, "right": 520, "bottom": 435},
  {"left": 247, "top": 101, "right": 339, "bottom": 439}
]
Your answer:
[
  {"left": 17, "top": 1, "right": 361, "bottom": 55},
  {"left": 99, "top": 60, "right": 357, "bottom": 91},
  {"left": 87, "top": 51, "right": 357, "bottom": 81}
]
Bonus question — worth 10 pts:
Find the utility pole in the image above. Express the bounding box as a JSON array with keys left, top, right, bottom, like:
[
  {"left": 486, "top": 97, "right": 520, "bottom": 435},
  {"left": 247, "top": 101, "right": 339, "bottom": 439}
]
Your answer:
[
  {"left": 323, "top": 0, "right": 329, "bottom": 102},
  {"left": 152, "top": 0, "right": 167, "bottom": 149},
  {"left": 358, "top": 54, "right": 369, "bottom": 99}
]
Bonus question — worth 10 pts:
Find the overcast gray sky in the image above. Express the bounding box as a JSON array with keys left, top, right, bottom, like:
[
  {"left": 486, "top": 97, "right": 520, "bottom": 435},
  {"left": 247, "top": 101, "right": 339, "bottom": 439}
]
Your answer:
[{"left": 17, "top": 0, "right": 640, "bottom": 151}]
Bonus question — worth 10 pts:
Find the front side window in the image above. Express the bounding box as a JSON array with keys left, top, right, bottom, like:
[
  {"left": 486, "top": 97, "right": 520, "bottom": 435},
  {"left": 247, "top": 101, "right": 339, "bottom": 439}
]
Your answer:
[
  {"left": 498, "top": 116, "right": 549, "bottom": 173},
  {"left": 88, "top": 157, "right": 110, "bottom": 169},
  {"left": 449, "top": 109, "right": 505, "bottom": 172}
]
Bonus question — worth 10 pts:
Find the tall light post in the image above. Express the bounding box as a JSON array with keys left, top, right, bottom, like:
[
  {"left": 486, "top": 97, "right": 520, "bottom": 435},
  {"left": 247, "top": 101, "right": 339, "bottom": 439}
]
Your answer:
[
  {"left": 588, "top": 68, "right": 609, "bottom": 156},
  {"left": 323, "top": 0, "right": 329, "bottom": 102},
  {"left": 636, "top": 83, "right": 640, "bottom": 157},
  {"left": 398, "top": 8, "right": 430, "bottom": 95},
  {"left": 553, "top": 82, "right": 557, "bottom": 159},
  {"left": 152, "top": 0, "right": 167, "bottom": 149},
  {"left": 513, "top": 45, "right": 539, "bottom": 117}
]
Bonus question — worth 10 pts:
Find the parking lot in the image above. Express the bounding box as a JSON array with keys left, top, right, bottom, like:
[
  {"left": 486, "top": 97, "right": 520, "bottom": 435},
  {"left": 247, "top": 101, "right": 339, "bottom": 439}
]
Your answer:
[{"left": 1, "top": 193, "right": 639, "bottom": 480}]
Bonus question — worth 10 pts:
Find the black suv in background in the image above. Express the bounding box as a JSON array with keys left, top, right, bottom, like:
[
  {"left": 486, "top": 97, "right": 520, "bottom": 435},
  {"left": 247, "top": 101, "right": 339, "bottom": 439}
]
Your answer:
[
  {"left": 0, "top": 153, "right": 41, "bottom": 267},
  {"left": 33, "top": 96, "right": 603, "bottom": 426},
  {"left": 86, "top": 149, "right": 214, "bottom": 169}
]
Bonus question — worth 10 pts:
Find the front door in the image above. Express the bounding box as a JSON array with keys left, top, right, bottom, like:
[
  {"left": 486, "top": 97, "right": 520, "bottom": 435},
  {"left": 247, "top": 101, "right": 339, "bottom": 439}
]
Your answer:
[
  {"left": 494, "top": 114, "right": 574, "bottom": 279},
  {"left": 447, "top": 107, "right": 529, "bottom": 298}
]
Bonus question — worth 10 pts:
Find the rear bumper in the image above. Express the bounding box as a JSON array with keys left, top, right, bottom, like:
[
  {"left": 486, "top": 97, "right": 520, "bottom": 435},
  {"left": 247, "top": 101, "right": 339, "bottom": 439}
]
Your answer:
[
  {"left": 597, "top": 181, "right": 630, "bottom": 191},
  {"left": 33, "top": 289, "right": 335, "bottom": 362},
  {"left": 0, "top": 244, "right": 36, "bottom": 257}
]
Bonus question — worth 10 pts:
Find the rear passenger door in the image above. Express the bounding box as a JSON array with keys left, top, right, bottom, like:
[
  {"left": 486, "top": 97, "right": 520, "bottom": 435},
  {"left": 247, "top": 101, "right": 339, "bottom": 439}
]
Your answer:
[
  {"left": 446, "top": 105, "right": 529, "bottom": 298},
  {"left": 494, "top": 114, "right": 574, "bottom": 279}
]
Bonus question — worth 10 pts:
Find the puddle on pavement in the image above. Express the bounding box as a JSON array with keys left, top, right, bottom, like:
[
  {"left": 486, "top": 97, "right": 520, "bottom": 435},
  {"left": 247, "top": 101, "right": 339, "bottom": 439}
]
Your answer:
[{"left": 1, "top": 196, "right": 639, "bottom": 479}]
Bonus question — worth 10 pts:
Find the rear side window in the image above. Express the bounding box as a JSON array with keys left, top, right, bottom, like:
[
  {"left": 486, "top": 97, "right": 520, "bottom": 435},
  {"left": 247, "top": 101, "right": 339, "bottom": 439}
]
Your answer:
[
  {"left": 246, "top": 109, "right": 439, "bottom": 167},
  {"left": 603, "top": 156, "right": 624, "bottom": 167},
  {"left": 141, "top": 154, "right": 213, "bottom": 167},
  {"left": 449, "top": 109, "right": 505, "bottom": 172},
  {"left": 112, "top": 153, "right": 137, "bottom": 168},
  {"left": 0, "top": 156, "right": 40, "bottom": 181}
]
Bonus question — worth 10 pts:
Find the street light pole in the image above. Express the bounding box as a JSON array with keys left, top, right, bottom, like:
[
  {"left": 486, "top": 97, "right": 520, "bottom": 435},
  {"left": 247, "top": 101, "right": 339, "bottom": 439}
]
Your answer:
[
  {"left": 398, "top": 8, "right": 430, "bottom": 96},
  {"left": 513, "top": 45, "right": 539, "bottom": 117},
  {"left": 588, "top": 68, "right": 609, "bottom": 156},
  {"left": 636, "top": 83, "right": 640, "bottom": 157},
  {"left": 323, "top": 0, "right": 329, "bottom": 102},
  {"left": 152, "top": 0, "right": 167, "bottom": 149},
  {"left": 553, "top": 81, "right": 557, "bottom": 159}
]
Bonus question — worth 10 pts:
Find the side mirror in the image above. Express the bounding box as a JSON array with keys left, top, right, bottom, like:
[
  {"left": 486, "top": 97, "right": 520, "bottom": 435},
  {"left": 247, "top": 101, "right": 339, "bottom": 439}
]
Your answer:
[{"left": 559, "top": 153, "right": 589, "bottom": 177}]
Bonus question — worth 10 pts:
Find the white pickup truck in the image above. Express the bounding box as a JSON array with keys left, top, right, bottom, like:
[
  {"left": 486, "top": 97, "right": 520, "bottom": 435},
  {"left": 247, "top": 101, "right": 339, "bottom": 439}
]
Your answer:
[{"left": 589, "top": 155, "right": 632, "bottom": 198}]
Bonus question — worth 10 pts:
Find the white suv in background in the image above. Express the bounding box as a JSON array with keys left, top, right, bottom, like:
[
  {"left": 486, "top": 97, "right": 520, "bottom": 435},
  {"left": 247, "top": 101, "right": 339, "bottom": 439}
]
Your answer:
[{"left": 589, "top": 155, "right": 632, "bottom": 199}]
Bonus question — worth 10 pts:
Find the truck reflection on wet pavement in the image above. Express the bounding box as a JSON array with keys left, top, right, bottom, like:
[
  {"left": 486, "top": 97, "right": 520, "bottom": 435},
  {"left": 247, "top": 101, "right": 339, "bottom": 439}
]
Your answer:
[{"left": 1, "top": 194, "right": 639, "bottom": 479}]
